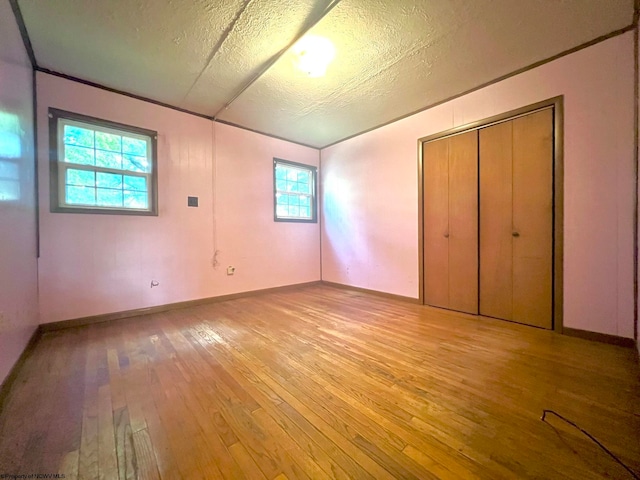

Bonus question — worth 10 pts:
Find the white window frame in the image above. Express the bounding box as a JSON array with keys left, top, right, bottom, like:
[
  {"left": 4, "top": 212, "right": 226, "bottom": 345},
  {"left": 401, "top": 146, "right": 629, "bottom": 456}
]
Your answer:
[
  {"left": 49, "top": 108, "right": 158, "bottom": 216},
  {"left": 273, "top": 158, "right": 317, "bottom": 223}
]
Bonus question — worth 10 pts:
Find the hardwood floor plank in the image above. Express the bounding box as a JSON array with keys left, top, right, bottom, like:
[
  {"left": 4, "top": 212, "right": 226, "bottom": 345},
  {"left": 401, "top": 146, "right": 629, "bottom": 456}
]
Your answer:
[
  {"left": 113, "top": 406, "right": 136, "bottom": 480},
  {"left": 141, "top": 401, "right": 182, "bottom": 480},
  {"left": 78, "top": 329, "right": 100, "bottom": 479},
  {"left": 252, "top": 407, "right": 333, "bottom": 480},
  {"left": 58, "top": 449, "right": 80, "bottom": 480},
  {"left": 97, "top": 384, "right": 118, "bottom": 480},
  {"left": 0, "top": 285, "right": 638, "bottom": 479},
  {"left": 228, "top": 442, "right": 268, "bottom": 480},
  {"left": 132, "top": 428, "right": 161, "bottom": 480}
]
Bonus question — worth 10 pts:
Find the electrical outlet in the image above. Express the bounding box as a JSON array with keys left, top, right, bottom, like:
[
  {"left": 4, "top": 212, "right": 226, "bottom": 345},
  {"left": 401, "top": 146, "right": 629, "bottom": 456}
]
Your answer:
[{"left": 227, "top": 266, "right": 235, "bottom": 276}]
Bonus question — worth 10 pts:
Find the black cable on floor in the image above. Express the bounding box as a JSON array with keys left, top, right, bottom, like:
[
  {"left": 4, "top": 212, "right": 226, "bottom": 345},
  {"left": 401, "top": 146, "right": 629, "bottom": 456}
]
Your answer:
[{"left": 541, "top": 409, "right": 640, "bottom": 480}]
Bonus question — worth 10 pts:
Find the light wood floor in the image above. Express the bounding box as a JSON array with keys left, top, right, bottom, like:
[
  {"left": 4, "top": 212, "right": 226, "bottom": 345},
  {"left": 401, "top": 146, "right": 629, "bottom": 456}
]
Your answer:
[{"left": 1, "top": 285, "right": 639, "bottom": 479}]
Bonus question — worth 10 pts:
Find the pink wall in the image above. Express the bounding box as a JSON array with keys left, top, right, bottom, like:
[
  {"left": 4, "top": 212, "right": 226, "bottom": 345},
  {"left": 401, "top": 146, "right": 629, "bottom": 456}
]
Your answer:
[
  {"left": 0, "top": 3, "right": 39, "bottom": 384},
  {"left": 37, "top": 74, "right": 320, "bottom": 324},
  {"left": 321, "top": 32, "right": 636, "bottom": 339}
]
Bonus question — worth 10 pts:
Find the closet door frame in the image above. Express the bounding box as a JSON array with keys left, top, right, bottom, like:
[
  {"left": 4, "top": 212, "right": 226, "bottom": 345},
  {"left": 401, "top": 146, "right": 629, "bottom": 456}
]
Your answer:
[{"left": 417, "top": 96, "right": 564, "bottom": 332}]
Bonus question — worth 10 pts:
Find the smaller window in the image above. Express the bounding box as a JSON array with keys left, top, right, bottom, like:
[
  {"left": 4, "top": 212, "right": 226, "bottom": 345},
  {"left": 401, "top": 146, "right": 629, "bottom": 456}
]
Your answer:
[
  {"left": 49, "top": 108, "right": 158, "bottom": 215},
  {"left": 0, "top": 111, "right": 22, "bottom": 202},
  {"left": 273, "top": 158, "right": 317, "bottom": 223}
]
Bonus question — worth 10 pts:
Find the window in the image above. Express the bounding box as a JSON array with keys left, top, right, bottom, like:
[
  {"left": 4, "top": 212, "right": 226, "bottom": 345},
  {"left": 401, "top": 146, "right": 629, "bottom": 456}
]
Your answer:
[
  {"left": 0, "top": 111, "right": 22, "bottom": 202},
  {"left": 273, "top": 158, "right": 317, "bottom": 223},
  {"left": 49, "top": 108, "right": 158, "bottom": 215}
]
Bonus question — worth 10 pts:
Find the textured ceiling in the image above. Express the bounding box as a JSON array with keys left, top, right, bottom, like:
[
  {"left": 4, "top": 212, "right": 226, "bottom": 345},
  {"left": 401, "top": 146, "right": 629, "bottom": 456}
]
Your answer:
[{"left": 17, "top": 0, "right": 635, "bottom": 148}]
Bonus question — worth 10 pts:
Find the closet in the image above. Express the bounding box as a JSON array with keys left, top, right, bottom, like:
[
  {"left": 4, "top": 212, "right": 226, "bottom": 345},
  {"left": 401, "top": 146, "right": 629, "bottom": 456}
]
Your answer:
[{"left": 422, "top": 107, "right": 554, "bottom": 329}]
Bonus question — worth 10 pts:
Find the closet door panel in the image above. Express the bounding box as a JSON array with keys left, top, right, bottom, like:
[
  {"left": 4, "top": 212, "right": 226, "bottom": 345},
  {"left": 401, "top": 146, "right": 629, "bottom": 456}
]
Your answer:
[
  {"left": 448, "top": 131, "right": 478, "bottom": 314},
  {"left": 423, "top": 139, "right": 449, "bottom": 308},
  {"left": 512, "top": 109, "right": 553, "bottom": 328},
  {"left": 479, "top": 121, "right": 513, "bottom": 320}
]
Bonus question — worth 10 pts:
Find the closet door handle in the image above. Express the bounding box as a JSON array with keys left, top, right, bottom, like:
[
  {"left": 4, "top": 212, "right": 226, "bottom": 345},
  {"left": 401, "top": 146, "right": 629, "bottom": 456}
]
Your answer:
[
  {"left": 444, "top": 233, "right": 449, "bottom": 238},
  {"left": 512, "top": 232, "right": 520, "bottom": 237}
]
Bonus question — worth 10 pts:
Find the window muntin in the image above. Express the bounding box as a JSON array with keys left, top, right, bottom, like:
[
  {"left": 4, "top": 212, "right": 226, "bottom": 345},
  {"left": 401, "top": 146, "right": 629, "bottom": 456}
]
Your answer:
[
  {"left": 274, "top": 159, "right": 317, "bottom": 222},
  {"left": 50, "top": 109, "right": 157, "bottom": 215}
]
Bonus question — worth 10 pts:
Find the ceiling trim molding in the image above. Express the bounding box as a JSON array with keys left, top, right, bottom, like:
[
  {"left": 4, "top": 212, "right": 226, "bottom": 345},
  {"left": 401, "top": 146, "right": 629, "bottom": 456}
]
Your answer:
[
  {"left": 36, "top": 67, "right": 214, "bottom": 120},
  {"left": 35, "top": 68, "right": 320, "bottom": 150},
  {"left": 8, "top": 0, "right": 37, "bottom": 68},
  {"left": 214, "top": 118, "right": 319, "bottom": 149},
  {"left": 320, "top": 23, "right": 636, "bottom": 150}
]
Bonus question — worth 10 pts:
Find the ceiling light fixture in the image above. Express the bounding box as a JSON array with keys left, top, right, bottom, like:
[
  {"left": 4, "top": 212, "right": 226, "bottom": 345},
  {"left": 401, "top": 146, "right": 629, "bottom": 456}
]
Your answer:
[{"left": 292, "top": 35, "right": 336, "bottom": 78}]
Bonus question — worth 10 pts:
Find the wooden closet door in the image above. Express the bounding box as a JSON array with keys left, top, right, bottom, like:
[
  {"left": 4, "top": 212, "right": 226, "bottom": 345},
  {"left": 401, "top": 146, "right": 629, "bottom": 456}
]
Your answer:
[
  {"left": 423, "top": 138, "right": 449, "bottom": 309},
  {"left": 423, "top": 132, "right": 478, "bottom": 314},
  {"left": 448, "top": 131, "right": 478, "bottom": 314},
  {"left": 479, "top": 121, "right": 514, "bottom": 321},
  {"left": 479, "top": 109, "right": 553, "bottom": 328},
  {"left": 512, "top": 109, "right": 553, "bottom": 328}
]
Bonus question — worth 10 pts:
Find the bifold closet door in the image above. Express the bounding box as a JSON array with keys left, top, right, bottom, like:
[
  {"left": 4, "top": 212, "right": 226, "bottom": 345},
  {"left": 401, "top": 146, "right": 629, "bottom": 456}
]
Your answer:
[
  {"left": 479, "top": 109, "right": 553, "bottom": 328},
  {"left": 423, "top": 131, "right": 478, "bottom": 314}
]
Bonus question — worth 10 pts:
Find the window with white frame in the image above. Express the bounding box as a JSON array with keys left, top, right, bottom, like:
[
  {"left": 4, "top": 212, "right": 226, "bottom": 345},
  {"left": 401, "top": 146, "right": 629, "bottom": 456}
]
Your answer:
[
  {"left": 273, "top": 158, "right": 317, "bottom": 222},
  {"left": 0, "top": 111, "right": 22, "bottom": 202},
  {"left": 49, "top": 108, "right": 157, "bottom": 215}
]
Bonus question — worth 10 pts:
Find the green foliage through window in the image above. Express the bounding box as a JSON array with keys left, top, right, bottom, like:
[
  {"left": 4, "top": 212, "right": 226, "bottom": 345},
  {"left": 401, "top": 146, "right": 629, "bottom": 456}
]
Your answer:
[
  {"left": 273, "top": 159, "right": 316, "bottom": 222},
  {"left": 51, "top": 108, "right": 157, "bottom": 215}
]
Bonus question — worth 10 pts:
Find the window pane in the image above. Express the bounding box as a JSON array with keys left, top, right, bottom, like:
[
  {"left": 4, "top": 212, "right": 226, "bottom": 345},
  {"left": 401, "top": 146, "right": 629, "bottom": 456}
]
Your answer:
[
  {"left": 66, "top": 168, "right": 95, "bottom": 187},
  {"left": 97, "top": 172, "right": 123, "bottom": 189},
  {"left": 289, "top": 206, "right": 300, "bottom": 216},
  {"left": 64, "top": 125, "right": 93, "bottom": 147},
  {"left": 97, "top": 188, "right": 123, "bottom": 207},
  {"left": 122, "top": 137, "right": 147, "bottom": 156},
  {"left": 276, "top": 205, "right": 288, "bottom": 217},
  {"left": 300, "top": 207, "right": 311, "bottom": 218},
  {"left": 123, "top": 154, "right": 150, "bottom": 173},
  {"left": 0, "top": 160, "right": 19, "bottom": 179},
  {"left": 0, "top": 179, "right": 19, "bottom": 201},
  {"left": 297, "top": 181, "right": 311, "bottom": 194},
  {"left": 276, "top": 193, "right": 287, "bottom": 205},
  {"left": 124, "top": 175, "right": 147, "bottom": 192},
  {"left": 275, "top": 166, "right": 287, "bottom": 180},
  {"left": 124, "top": 190, "right": 148, "bottom": 209},
  {"left": 286, "top": 170, "right": 298, "bottom": 181},
  {"left": 66, "top": 186, "right": 96, "bottom": 205},
  {"left": 288, "top": 195, "right": 300, "bottom": 207},
  {"left": 96, "top": 150, "right": 122, "bottom": 169},
  {"left": 287, "top": 181, "right": 298, "bottom": 192},
  {"left": 299, "top": 195, "right": 310, "bottom": 207},
  {"left": 276, "top": 179, "right": 287, "bottom": 192},
  {"left": 297, "top": 171, "right": 309, "bottom": 183},
  {"left": 95, "top": 131, "right": 122, "bottom": 152},
  {"left": 64, "top": 145, "right": 95, "bottom": 165}
]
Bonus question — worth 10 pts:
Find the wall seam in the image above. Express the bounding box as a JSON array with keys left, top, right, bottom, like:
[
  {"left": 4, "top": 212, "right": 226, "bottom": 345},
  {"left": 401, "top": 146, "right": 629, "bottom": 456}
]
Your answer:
[
  {"left": 8, "top": 0, "right": 37, "bottom": 69},
  {"left": 319, "top": 148, "right": 323, "bottom": 281}
]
